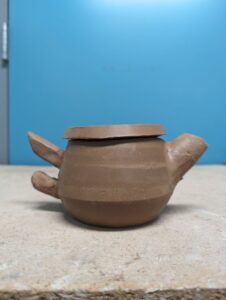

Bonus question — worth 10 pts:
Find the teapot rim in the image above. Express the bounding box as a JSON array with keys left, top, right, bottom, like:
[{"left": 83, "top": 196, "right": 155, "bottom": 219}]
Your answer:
[{"left": 64, "top": 124, "right": 165, "bottom": 140}]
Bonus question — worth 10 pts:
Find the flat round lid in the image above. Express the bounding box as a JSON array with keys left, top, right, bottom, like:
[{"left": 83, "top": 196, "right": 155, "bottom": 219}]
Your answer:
[{"left": 64, "top": 124, "right": 165, "bottom": 140}]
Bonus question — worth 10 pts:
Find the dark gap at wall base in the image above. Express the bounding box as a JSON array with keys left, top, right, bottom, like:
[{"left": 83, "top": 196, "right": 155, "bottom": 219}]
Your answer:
[{"left": 0, "top": 289, "right": 226, "bottom": 300}]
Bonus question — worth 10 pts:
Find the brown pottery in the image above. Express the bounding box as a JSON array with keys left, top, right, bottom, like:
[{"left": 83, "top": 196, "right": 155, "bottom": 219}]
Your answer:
[{"left": 28, "top": 124, "right": 207, "bottom": 227}]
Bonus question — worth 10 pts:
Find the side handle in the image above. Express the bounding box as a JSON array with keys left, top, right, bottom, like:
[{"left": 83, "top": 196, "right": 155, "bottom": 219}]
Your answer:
[
  {"left": 28, "top": 132, "right": 64, "bottom": 198},
  {"left": 31, "top": 171, "right": 59, "bottom": 198}
]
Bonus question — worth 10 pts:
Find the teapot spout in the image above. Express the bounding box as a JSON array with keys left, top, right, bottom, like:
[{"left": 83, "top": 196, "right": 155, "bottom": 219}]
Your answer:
[
  {"left": 28, "top": 132, "right": 64, "bottom": 168},
  {"left": 167, "top": 134, "right": 208, "bottom": 184}
]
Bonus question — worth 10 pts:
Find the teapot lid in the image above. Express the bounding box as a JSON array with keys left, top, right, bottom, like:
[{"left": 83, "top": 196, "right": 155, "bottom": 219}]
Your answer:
[{"left": 64, "top": 124, "right": 165, "bottom": 140}]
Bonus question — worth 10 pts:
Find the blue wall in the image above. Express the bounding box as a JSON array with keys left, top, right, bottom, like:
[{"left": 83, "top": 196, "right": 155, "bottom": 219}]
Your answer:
[{"left": 10, "top": 0, "right": 226, "bottom": 165}]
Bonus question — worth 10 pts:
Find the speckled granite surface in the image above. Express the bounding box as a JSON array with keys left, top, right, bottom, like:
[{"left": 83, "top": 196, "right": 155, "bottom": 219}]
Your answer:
[{"left": 0, "top": 165, "right": 225, "bottom": 298}]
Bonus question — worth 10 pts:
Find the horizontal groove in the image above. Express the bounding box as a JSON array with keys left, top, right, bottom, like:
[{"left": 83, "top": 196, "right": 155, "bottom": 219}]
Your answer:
[{"left": 67, "top": 162, "right": 166, "bottom": 169}]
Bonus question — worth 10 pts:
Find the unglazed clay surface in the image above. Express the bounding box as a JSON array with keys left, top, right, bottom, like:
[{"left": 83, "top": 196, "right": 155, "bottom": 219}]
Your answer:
[{"left": 28, "top": 124, "right": 207, "bottom": 227}]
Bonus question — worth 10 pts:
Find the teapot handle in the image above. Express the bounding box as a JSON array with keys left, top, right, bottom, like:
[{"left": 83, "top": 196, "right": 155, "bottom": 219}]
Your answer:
[
  {"left": 31, "top": 171, "right": 59, "bottom": 198},
  {"left": 28, "top": 132, "right": 64, "bottom": 198}
]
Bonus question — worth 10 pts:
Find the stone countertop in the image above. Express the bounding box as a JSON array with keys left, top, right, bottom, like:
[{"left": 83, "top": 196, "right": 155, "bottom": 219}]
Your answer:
[{"left": 0, "top": 165, "right": 226, "bottom": 299}]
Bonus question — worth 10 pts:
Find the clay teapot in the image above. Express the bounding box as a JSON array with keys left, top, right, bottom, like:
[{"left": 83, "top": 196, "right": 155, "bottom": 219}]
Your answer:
[{"left": 28, "top": 124, "right": 207, "bottom": 227}]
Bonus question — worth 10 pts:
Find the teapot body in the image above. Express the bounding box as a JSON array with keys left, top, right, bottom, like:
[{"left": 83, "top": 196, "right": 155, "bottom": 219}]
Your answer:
[
  {"left": 58, "top": 137, "right": 173, "bottom": 227},
  {"left": 28, "top": 124, "right": 207, "bottom": 228}
]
